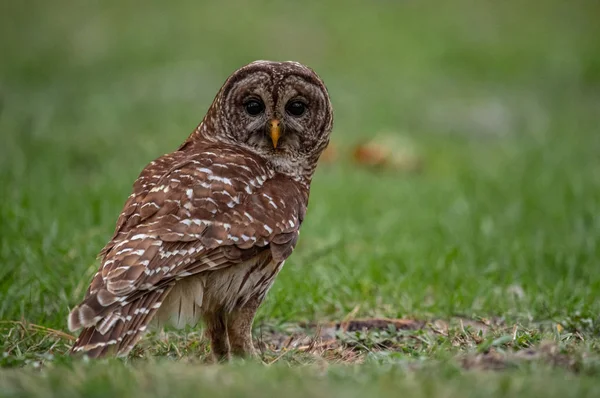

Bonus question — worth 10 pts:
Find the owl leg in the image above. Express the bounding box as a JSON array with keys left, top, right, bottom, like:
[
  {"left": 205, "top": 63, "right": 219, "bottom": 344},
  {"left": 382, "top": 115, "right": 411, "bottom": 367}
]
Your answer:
[
  {"left": 204, "top": 311, "right": 230, "bottom": 362},
  {"left": 227, "top": 295, "right": 262, "bottom": 358}
]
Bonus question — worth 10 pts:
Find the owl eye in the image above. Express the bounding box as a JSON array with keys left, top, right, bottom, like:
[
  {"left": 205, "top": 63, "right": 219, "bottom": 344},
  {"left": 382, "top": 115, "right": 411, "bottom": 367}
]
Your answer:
[
  {"left": 286, "top": 100, "right": 307, "bottom": 116},
  {"left": 244, "top": 99, "right": 265, "bottom": 116}
]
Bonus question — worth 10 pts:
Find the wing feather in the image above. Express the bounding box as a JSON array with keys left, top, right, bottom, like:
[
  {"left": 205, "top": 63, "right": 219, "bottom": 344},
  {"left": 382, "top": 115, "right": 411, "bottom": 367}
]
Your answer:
[{"left": 69, "top": 143, "right": 308, "bottom": 357}]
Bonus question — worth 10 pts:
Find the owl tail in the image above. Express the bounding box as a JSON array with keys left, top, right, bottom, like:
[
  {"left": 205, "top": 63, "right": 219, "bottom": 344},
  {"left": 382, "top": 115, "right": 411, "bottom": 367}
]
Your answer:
[{"left": 69, "top": 284, "right": 173, "bottom": 358}]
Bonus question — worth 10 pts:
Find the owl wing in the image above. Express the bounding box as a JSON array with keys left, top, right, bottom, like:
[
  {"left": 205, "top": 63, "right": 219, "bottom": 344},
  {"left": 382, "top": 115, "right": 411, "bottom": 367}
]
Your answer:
[{"left": 68, "top": 144, "right": 307, "bottom": 355}]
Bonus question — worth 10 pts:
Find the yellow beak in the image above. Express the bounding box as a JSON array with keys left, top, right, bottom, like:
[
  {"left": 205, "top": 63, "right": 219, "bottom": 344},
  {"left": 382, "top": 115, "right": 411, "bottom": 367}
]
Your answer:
[{"left": 269, "top": 119, "right": 281, "bottom": 148}]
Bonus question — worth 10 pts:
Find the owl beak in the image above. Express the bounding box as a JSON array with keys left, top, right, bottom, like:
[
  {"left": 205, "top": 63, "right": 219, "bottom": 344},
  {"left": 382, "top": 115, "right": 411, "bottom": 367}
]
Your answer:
[{"left": 269, "top": 119, "right": 281, "bottom": 148}]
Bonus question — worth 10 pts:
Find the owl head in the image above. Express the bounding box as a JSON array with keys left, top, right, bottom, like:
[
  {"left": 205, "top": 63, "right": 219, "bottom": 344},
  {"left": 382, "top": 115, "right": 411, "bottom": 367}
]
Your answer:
[{"left": 193, "top": 61, "right": 333, "bottom": 178}]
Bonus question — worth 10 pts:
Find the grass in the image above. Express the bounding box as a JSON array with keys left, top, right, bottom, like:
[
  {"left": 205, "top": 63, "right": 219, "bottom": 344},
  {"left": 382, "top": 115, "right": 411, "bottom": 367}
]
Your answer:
[{"left": 1, "top": 0, "right": 600, "bottom": 396}]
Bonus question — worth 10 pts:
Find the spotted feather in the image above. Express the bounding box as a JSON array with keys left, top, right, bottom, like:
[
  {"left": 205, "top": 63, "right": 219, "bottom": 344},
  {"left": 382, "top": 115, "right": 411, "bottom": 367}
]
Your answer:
[{"left": 68, "top": 60, "right": 332, "bottom": 358}]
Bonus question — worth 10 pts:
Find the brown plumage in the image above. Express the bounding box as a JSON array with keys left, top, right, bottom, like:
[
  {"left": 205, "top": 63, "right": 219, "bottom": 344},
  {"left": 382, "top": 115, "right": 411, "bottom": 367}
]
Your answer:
[{"left": 68, "top": 60, "right": 333, "bottom": 359}]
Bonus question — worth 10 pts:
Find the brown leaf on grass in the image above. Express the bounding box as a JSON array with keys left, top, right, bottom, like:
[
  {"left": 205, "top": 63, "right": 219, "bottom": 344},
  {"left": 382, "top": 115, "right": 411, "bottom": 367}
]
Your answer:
[
  {"left": 352, "top": 134, "right": 423, "bottom": 173},
  {"left": 353, "top": 143, "right": 388, "bottom": 167}
]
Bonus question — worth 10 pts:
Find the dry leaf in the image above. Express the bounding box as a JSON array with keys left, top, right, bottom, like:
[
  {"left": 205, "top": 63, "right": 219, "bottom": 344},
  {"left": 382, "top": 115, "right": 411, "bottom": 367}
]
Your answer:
[{"left": 352, "top": 133, "right": 422, "bottom": 172}]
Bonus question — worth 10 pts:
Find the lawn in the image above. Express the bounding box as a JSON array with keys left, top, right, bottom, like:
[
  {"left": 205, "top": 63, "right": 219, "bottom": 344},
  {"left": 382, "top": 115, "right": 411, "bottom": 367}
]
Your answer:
[{"left": 1, "top": 0, "right": 600, "bottom": 396}]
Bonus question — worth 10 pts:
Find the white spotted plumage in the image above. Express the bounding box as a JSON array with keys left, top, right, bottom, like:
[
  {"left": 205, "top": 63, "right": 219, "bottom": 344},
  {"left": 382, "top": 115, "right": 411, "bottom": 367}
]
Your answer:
[{"left": 68, "top": 60, "right": 333, "bottom": 359}]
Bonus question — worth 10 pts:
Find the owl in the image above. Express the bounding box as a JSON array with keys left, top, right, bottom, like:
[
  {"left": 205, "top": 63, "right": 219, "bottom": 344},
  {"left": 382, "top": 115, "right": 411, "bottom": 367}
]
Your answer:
[{"left": 67, "top": 61, "right": 333, "bottom": 360}]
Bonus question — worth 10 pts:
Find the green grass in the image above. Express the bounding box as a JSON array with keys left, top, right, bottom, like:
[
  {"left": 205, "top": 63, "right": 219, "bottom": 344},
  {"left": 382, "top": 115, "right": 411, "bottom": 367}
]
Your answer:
[{"left": 1, "top": 0, "right": 600, "bottom": 396}]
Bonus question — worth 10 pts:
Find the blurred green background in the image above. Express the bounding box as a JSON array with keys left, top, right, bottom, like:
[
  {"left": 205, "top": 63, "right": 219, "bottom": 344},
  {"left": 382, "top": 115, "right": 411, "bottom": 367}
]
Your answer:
[
  {"left": 2, "top": 0, "right": 599, "bottom": 326},
  {"left": 1, "top": 0, "right": 600, "bottom": 395}
]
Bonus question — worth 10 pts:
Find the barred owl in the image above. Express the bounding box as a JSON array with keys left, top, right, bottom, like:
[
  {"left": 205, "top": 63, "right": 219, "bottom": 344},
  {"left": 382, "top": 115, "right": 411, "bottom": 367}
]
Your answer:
[{"left": 67, "top": 61, "right": 333, "bottom": 360}]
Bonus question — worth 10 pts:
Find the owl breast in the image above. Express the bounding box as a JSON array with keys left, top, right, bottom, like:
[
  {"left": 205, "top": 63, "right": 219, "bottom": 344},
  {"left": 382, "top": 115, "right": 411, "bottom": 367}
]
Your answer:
[{"left": 152, "top": 252, "right": 283, "bottom": 329}]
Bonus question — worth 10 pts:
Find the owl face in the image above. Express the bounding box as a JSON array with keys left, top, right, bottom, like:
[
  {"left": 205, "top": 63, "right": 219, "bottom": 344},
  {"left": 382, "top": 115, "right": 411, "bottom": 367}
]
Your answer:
[{"left": 210, "top": 61, "right": 333, "bottom": 176}]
